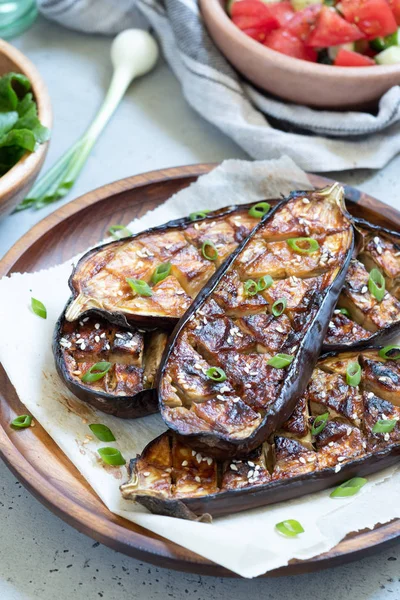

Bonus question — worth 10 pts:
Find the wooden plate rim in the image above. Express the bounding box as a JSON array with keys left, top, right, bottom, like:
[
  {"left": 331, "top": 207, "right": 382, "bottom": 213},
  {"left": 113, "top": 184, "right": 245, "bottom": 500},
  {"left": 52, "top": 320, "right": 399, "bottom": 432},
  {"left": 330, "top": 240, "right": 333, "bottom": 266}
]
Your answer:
[{"left": 0, "top": 163, "right": 399, "bottom": 577}]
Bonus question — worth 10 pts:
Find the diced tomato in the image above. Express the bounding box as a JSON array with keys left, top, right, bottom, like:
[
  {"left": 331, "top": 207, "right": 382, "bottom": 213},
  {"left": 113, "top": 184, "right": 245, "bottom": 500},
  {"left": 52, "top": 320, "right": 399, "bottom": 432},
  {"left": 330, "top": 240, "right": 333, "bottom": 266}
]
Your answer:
[
  {"left": 286, "top": 5, "right": 321, "bottom": 42},
  {"left": 334, "top": 48, "right": 375, "bottom": 65},
  {"left": 264, "top": 28, "right": 318, "bottom": 61},
  {"left": 242, "top": 27, "right": 269, "bottom": 42},
  {"left": 307, "top": 6, "right": 365, "bottom": 47},
  {"left": 267, "top": 1, "right": 295, "bottom": 26},
  {"left": 231, "top": 0, "right": 279, "bottom": 32},
  {"left": 388, "top": 0, "right": 400, "bottom": 25},
  {"left": 339, "top": 0, "right": 397, "bottom": 39}
]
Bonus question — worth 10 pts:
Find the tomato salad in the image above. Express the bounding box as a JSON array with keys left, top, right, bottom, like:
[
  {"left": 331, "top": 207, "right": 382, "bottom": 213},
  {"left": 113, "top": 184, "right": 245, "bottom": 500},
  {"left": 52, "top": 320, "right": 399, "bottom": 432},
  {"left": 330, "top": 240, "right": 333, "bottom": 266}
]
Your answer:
[{"left": 227, "top": 0, "right": 400, "bottom": 66}]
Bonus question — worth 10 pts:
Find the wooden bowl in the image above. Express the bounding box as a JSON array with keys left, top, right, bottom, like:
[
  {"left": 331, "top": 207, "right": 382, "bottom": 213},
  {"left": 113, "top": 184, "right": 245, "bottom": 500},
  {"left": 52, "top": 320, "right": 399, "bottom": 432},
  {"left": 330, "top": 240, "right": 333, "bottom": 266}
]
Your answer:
[
  {"left": 0, "top": 39, "right": 52, "bottom": 219},
  {"left": 199, "top": 0, "right": 400, "bottom": 109}
]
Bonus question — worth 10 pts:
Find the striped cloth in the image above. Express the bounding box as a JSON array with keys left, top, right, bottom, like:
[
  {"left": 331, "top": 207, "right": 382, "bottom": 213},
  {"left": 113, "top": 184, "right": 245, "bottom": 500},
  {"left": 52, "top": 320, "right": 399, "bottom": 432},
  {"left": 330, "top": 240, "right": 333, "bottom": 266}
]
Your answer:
[{"left": 38, "top": 0, "right": 400, "bottom": 171}]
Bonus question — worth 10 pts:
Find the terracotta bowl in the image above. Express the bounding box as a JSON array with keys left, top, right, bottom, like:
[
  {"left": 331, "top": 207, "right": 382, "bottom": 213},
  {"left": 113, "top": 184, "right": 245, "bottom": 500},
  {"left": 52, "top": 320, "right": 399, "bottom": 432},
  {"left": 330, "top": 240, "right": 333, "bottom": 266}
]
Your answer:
[
  {"left": 199, "top": 0, "right": 400, "bottom": 109},
  {"left": 0, "top": 39, "right": 52, "bottom": 219}
]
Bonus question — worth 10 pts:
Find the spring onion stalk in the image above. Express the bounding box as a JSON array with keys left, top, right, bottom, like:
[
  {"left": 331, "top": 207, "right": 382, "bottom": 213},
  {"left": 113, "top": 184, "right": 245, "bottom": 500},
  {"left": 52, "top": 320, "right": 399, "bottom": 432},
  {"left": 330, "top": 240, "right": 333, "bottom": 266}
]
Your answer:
[
  {"left": 109, "top": 225, "right": 132, "bottom": 240},
  {"left": 267, "top": 353, "right": 294, "bottom": 368},
  {"left": 372, "top": 419, "right": 397, "bottom": 434},
  {"left": 151, "top": 263, "right": 172, "bottom": 284},
  {"left": 248, "top": 202, "right": 271, "bottom": 218},
  {"left": 11, "top": 415, "right": 32, "bottom": 429},
  {"left": 378, "top": 345, "right": 400, "bottom": 360},
  {"left": 275, "top": 520, "right": 304, "bottom": 537},
  {"left": 126, "top": 278, "right": 152, "bottom": 297},
  {"left": 89, "top": 424, "right": 116, "bottom": 442},
  {"left": 15, "top": 30, "right": 159, "bottom": 211},
  {"left": 311, "top": 412, "right": 329, "bottom": 436},
  {"left": 330, "top": 477, "right": 367, "bottom": 498},
  {"left": 206, "top": 367, "right": 227, "bottom": 382},
  {"left": 98, "top": 447, "right": 126, "bottom": 466},
  {"left": 31, "top": 297, "right": 47, "bottom": 319},
  {"left": 189, "top": 210, "right": 210, "bottom": 221},
  {"left": 81, "top": 362, "right": 111, "bottom": 383},
  {"left": 346, "top": 362, "right": 362, "bottom": 387}
]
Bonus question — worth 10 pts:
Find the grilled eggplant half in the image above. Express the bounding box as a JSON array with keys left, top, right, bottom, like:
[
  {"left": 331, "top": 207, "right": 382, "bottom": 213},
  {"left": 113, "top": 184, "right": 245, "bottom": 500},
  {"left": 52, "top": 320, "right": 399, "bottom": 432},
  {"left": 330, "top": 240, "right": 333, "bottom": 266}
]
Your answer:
[
  {"left": 65, "top": 202, "right": 271, "bottom": 329},
  {"left": 121, "top": 349, "right": 400, "bottom": 519},
  {"left": 158, "top": 185, "right": 354, "bottom": 457},
  {"left": 53, "top": 309, "right": 168, "bottom": 418}
]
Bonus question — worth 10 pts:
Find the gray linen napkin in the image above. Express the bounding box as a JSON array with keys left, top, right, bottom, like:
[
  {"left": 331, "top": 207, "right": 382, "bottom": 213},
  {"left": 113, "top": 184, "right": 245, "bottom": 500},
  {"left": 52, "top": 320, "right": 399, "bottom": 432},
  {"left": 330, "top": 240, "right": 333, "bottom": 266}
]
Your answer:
[{"left": 37, "top": 0, "right": 400, "bottom": 171}]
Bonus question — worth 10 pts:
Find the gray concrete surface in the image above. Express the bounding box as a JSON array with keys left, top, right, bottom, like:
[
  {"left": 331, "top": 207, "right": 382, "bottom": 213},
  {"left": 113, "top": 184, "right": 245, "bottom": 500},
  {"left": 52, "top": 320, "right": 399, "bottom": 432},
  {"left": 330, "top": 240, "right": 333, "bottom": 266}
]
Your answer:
[{"left": 0, "top": 15, "right": 400, "bottom": 599}]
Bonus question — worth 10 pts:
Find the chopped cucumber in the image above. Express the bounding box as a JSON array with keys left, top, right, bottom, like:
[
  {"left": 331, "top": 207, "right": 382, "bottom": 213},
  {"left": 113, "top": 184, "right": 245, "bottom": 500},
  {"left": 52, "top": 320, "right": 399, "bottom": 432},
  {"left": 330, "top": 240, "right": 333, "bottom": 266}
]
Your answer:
[
  {"left": 291, "top": 0, "right": 320, "bottom": 10},
  {"left": 327, "top": 43, "right": 355, "bottom": 61},
  {"left": 370, "top": 28, "right": 400, "bottom": 52},
  {"left": 375, "top": 46, "right": 400, "bottom": 65}
]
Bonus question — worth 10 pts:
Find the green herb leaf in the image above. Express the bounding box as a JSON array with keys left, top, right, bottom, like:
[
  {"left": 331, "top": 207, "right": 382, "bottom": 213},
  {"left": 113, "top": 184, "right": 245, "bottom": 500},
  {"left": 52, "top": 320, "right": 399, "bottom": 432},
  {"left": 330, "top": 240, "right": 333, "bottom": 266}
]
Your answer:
[
  {"left": 206, "top": 367, "right": 227, "bottom": 382},
  {"left": 98, "top": 447, "right": 126, "bottom": 466},
  {"left": 330, "top": 477, "right": 367, "bottom": 498},
  {"left": 346, "top": 361, "right": 362, "bottom": 387},
  {"left": 287, "top": 237, "right": 320, "bottom": 254},
  {"left": 201, "top": 240, "right": 218, "bottom": 261},
  {"left": 151, "top": 262, "right": 172, "bottom": 285},
  {"left": 368, "top": 268, "right": 385, "bottom": 302},
  {"left": 189, "top": 210, "right": 210, "bottom": 221},
  {"left": 311, "top": 412, "right": 329, "bottom": 436},
  {"left": 31, "top": 297, "right": 47, "bottom": 319},
  {"left": 89, "top": 424, "right": 116, "bottom": 442},
  {"left": 378, "top": 345, "right": 400, "bottom": 361},
  {"left": 108, "top": 225, "right": 132, "bottom": 240},
  {"left": 275, "top": 519, "right": 304, "bottom": 537},
  {"left": 272, "top": 298, "right": 287, "bottom": 317},
  {"left": 372, "top": 419, "right": 397, "bottom": 434},
  {"left": 244, "top": 279, "right": 259, "bottom": 296},
  {"left": 267, "top": 353, "right": 294, "bottom": 368},
  {"left": 126, "top": 278, "right": 152, "bottom": 297},
  {"left": 81, "top": 362, "right": 111, "bottom": 383},
  {"left": 248, "top": 202, "right": 271, "bottom": 218},
  {"left": 11, "top": 414, "right": 32, "bottom": 429}
]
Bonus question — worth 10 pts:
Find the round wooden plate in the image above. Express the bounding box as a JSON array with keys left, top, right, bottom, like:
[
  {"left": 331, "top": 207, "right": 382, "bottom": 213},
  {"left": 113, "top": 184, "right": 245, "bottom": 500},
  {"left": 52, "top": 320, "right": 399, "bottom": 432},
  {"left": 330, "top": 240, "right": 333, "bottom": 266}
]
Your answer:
[{"left": 1, "top": 164, "right": 400, "bottom": 577}]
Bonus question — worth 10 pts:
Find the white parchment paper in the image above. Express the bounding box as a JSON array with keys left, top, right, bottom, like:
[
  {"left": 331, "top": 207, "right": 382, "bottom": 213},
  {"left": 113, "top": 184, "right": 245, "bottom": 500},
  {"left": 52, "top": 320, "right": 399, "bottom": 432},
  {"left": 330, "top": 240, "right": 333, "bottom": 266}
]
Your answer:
[{"left": 0, "top": 157, "right": 399, "bottom": 578}]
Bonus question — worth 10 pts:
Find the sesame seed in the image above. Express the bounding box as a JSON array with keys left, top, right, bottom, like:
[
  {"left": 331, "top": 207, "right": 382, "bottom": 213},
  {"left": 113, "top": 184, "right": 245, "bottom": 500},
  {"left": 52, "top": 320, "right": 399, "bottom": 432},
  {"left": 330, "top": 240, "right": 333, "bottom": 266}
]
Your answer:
[
  {"left": 377, "top": 246, "right": 383, "bottom": 255},
  {"left": 234, "top": 355, "right": 240, "bottom": 362},
  {"left": 220, "top": 385, "right": 230, "bottom": 393},
  {"left": 83, "top": 317, "right": 89, "bottom": 323},
  {"left": 335, "top": 464, "right": 342, "bottom": 473},
  {"left": 143, "top": 471, "right": 150, "bottom": 477},
  {"left": 250, "top": 371, "right": 258, "bottom": 376},
  {"left": 328, "top": 441, "right": 334, "bottom": 447},
  {"left": 227, "top": 337, "right": 233, "bottom": 344},
  {"left": 115, "top": 333, "right": 124, "bottom": 339},
  {"left": 196, "top": 453, "right": 202, "bottom": 463},
  {"left": 207, "top": 457, "right": 213, "bottom": 465},
  {"left": 95, "top": 335, "right": 100, "bottom": 343},
  {"left": 374, "top": 236, "right": 380, "bottom": 245},
  {"left": 195, "top": 476, "right": 201, "bottom": 483},
  {"left": 361, "top": 286, "right": 368, "bottom": 294},
  {"left": 95, "top": 323, "right": 100, "bottom": 330},
  {"left": 334, "top": 309, "right": 340, "bottom": 315},
  {"left": 247, "top": 470, "right": 254, "bottom": 478},
  {"left": 276, "top": 326, "right": 284, "bottom": 333},
  {"left": 299, "top": 457, "right": 306, "bottom": 464},
  {"left": 216, "top": 394, "right": 226, "bottom": 401},
  {"left": 182, "top": 460, "right": 188, "bottom": 467},
  {"left": 244, "top": 383, "right": 252, "bottom": 389},
  {"left": 230, "top": 464, "right": 238, "bottom": 471},
  {"left": 384, "top": 433, "right": 390, "bottom": 441},
  {"left": 247, "top": 461, "right": 255, "bottom": 467},
  {"left": 362, "top": 441, "right": 367, "bottom": 448},
  {"left": 329, "top": 321, "right": 335, "bottom": 329},
  {"left": 117, "top": 290, "right": 123, "bottom": 296},
  {"left": 192, "top": 450, "right": 196, "bottom": 456},
  {"left": 337, "top": 456, "right": 346, "bottom": 462},
  {"left": 302, "top": 198, "right": 310, "bottom": 204},
  {"left": 352, "top": 327, "right": 358, "bottom": 334},
  {"left": 368, "top": 392, "right": 374, "bottom": 398}
]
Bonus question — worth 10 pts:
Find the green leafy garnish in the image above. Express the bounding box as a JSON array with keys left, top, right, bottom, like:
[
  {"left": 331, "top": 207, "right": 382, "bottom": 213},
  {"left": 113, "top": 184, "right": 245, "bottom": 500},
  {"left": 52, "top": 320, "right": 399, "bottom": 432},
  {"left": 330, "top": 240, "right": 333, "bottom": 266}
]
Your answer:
[
  {"left": 346, "top": 362, "right": 361, "bottom": 387},
  {"left": 330, "top": 477, "right": 367, "bottom": 498},
  {"left": 89, "top": 424, "right": 116, "bottom": 442},
  {"left": 267, "top": 353, "right": 294, "bottom": 368},
  {"left": 126, "top": 278, "right": 152, "bottom": 297},
  {"left": 368, "top": 268, "right": 385, "bottom": 302},
  {"left": 0, "top": 73, "right": 50, "bottom": 178},
  {"left": 11, "top": 415, "right": 32, "bottom": 429},
  {"left": 372, "top": 419, "right": 397, "bottom": 434},
  {"left": 31, "top": 297, "right": 47, "bottom": 319},
  {"left": 81, "top": 362, "right": 111, "bottom": 383},
  {"left": 275, "top": 519, "right": 304, "bottom": 537},
  {"left": 151, "top": 262, "right": 172, "bottom": 285},
  {"left": 98, "top": 447, "right": 126, "bottom": 466}
]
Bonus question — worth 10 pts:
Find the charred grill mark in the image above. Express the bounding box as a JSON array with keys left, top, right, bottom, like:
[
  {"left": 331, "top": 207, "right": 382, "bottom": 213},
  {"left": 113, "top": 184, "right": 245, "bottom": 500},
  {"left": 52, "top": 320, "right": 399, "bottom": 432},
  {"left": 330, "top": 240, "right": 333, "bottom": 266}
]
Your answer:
[
  {"left": 121, "top": 349, "right": 400, "bottom": 518},
  {"left": 159, "top": 186, "right": 354, "bottom": 456}
]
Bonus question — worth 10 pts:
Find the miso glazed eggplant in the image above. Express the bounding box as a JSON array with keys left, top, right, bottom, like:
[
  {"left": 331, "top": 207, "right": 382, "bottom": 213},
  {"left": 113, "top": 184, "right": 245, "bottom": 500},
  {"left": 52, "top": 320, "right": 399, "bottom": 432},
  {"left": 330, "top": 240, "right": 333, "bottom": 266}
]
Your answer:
[
  {"left": 53, "top": 310, "right": 167, "bottom": 418},
  {"left": 65, "top": 202, "right": 270, "bottom": 328},
  {"left": 324, "top": 222, "right": 400, "bottom": 351},
  {"left": 158, "top": 185, "right": 354, "bottom": 457},
  {"left": 120, "top": 348, "right": 400, "bottom": 520}
]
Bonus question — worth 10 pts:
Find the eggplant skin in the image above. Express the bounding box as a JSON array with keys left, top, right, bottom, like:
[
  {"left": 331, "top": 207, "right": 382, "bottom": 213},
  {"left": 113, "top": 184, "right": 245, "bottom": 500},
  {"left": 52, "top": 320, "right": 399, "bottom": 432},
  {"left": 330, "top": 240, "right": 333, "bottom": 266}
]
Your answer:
[
  {"left": 121, "top": 348, "right": 400, "bottom": 520},
  {"left": 53, "top": 304, "right": 166, "bottom": 418},
  {"left": 158, "top": 185, "right": 354, "bottom": 458}
]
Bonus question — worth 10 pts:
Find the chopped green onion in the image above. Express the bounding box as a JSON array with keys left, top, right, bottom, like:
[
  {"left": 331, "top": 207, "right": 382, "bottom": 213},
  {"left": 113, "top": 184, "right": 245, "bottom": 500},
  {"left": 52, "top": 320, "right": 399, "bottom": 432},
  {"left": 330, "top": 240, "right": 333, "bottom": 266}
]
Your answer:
[
  {"left": 372, "top": 419, "right": 397, "bottom": 434},
  {"left": 98, "top": 447, "right": 126, "bottom": 466},
  {"left": 244, "top": 279, "right": 259, "bottom": 296},
  {"left": 339, "top": 308, "right": 350, "bottom": 317},
  {"left": 89, "top": 424, "right": 116, "bottom": 442},
  {"left": 108, "top": 225, "right": 132, "bottom": 240},
  {"left": 126, "top": 278, "right": 152, "bottom": 297},
  {"left": 248, "top": 202, "right": 271, "bottom": 219},
  {"left": 31, "top": 298, "right": 47, "bottom": 319},
  {"left": 275, "top": 519, "right": 304, "bottom": 537},
  {"left": 272, "top": 298, "right": 287, "bottom": 317},
  {"left": 368, "top": 268, "right": 385, "bottom": 302},
  {"left": 267, "top": 353, "right": 294, "bottom": 368},
  {"left": 378, "top": 345, "right": 400, "bottom": 361},
  {"left": 189, "top": 210, "right": 210, "bottom": 221},
  {"left": 311, "top": 412, "right": 329, "bottom": 436},
  {"left": 206, "top": 367, "right": 226, "bottom": 382},
  {"left": 11, "top": 415, "right": 32, "bottom": 429},
  {"left": 201, "top": 240, "right": 218, "bottom": 261},
  {"left": 330, "top": 477, "right": 367, "bottom": 498},
  {"left": 151, "top": 262, "right": 172, "bottom": 285},
  {"left": 287, "top": 237, "right": 320, "bottom": 254},
  {"left": 81, "top": 362, "right": 111, "bottom": 383},
  {"left": 257, "top": 275, "right": 273, "bottom": 291},
  {"left": 346, "top": 362, "right": 362, "bottom": 387}
]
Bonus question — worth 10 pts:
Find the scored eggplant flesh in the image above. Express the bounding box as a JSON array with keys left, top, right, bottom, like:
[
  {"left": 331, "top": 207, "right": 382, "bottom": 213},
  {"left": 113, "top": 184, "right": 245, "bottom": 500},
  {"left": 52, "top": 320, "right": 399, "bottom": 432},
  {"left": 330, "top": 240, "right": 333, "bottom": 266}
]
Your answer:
[
  {"left": 158, "top": 185, "right": 354, "bottom": 457},
  {"left": 120, "top": 349, "right": 400, "bottom": 519},
  {"left": 65, "top": 203, "right": 271, "bottom": 328},
  {"left": 53, "top": 310, "right": 168, "bottom": 418}
]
